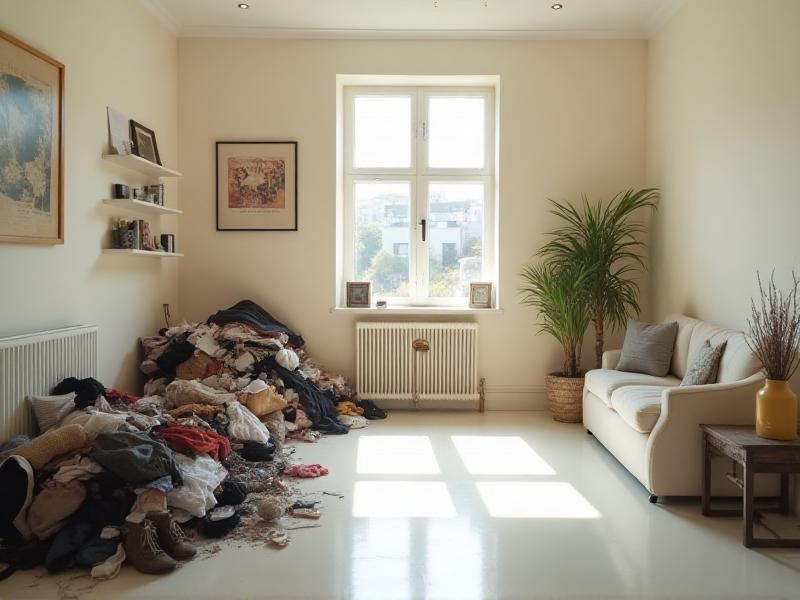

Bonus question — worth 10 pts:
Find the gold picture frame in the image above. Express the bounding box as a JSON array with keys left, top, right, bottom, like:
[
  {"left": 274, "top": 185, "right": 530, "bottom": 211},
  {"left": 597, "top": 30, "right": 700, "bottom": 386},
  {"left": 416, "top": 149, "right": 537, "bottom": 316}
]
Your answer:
[{"left": 0, "top": 30, "right": 64, "bottom": 245}]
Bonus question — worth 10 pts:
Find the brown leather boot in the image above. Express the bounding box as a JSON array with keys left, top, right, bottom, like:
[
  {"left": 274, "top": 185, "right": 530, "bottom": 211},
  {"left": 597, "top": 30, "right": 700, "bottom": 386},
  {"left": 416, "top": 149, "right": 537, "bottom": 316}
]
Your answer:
[
  {"left": 124, "top": 518, "right": 176, "bottom": 574},
  {"left": 148, "top": 511, "right": 197, "bottom": 560}
]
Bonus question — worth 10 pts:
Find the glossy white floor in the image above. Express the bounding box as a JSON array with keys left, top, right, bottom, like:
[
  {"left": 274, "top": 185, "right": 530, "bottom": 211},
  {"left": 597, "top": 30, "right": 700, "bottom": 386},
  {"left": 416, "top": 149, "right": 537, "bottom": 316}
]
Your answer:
[{"left": 3, "top": 411, "right": 800, "bottom": 600}]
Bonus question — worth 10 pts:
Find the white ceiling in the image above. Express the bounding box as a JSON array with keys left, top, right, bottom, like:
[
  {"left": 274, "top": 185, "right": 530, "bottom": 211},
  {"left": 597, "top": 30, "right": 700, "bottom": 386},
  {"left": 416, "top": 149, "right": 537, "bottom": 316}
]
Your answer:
[{"left": 141, "top": 0, "right": 686, "bottom": 39}]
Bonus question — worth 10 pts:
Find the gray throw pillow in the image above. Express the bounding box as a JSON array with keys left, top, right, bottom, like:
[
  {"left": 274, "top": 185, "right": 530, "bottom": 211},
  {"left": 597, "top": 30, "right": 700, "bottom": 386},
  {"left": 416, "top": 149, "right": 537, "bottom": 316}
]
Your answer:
[
  {"left": 616, "top": 320, "right": 679, "bottom": 377},
  {"left": 680, "top": 340, "right": 727, "bottom": 386}
]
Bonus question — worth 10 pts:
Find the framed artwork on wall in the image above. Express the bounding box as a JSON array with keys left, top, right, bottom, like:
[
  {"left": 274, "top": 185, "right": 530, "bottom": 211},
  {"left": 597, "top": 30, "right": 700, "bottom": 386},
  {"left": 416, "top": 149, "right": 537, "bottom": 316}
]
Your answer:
[
  {"left": 216, "top": 141, "right": 298, "bottom": 231},
  {"left": 130, "top": 120, "right": 161, "bottom": 165},
  {"left": 0, "top": 30, "right": 64, "bottom": 245}
]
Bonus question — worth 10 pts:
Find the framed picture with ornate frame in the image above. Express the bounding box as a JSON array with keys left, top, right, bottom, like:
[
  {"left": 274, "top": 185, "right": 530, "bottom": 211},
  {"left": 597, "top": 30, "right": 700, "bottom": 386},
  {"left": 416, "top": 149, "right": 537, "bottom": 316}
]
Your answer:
[
  {"left": 130, "top": 120, "right": 161, "bottom": 166},
  {"left": 216, "top": 141, "right": 298, "bottom": 232},
  {"left": 0, "top": 30, "right": 64, "bottom": 245}
]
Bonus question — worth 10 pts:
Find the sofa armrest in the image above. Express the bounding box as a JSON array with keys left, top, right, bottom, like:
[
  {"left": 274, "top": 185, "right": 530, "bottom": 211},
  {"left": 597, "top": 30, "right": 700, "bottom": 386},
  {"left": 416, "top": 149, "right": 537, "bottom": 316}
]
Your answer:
[
  {"left": 645, "top": 372, "right": 765, "bottom": 495},
  {"left": 602, "top": 349, "right": 622, "bottom": 370}
]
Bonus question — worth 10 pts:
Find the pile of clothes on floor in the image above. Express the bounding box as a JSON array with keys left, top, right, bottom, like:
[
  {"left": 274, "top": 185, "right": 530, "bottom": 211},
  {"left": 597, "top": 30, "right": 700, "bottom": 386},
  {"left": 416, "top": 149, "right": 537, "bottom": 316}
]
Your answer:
[{"left": 0, "top": 299, "right": 385, "bottom": 582}]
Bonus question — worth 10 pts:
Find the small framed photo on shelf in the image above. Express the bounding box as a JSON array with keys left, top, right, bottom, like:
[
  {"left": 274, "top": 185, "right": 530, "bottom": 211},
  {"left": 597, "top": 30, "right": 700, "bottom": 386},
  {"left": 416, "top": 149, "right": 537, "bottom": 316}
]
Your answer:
[
  {"left": 469, "top": 282, "right": 492, "bottom": 309},
  {"left": 346, "top": 282, "right": 371, "bottom": 308},
  {"left": 130, "top": 120, "right": 161, "bottom": 165}
]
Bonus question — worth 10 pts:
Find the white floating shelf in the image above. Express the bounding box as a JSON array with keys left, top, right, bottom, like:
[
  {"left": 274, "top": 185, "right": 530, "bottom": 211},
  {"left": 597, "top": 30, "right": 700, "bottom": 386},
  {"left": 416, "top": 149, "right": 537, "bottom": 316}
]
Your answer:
[
  {"left": 102, "top": 153, "right": 182, "bottom": 178},
  {"left": 102, "top": 198, "right": 182, "bottom": 215},
  {"left": 104, "top": 249, "right": 183, "bottom": 258}
]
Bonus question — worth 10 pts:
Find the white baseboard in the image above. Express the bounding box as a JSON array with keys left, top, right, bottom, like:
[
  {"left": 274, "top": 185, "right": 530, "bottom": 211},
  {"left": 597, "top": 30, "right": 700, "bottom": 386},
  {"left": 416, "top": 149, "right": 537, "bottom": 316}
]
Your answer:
[{"left": 483, "top": 384, "right": 548, "bottom": 411}]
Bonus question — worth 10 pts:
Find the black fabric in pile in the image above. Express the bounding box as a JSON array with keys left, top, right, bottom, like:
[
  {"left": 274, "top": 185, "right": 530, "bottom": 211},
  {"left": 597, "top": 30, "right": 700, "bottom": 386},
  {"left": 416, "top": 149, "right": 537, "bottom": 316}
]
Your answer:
[
  {"left": 90, "top": 433, "right": 183, "bottom": 487},
  {"left": 238, "top": 440, "right": 276, "bottom": 462},
  {"left": 155, "top": 334, "right": 195, "bottom": 378},
  {"left": 52, "top": 377, "right": 105, "bottom": 409},
  {"left": 214, "top": 480, "right": 247, "bottom": 506},
  {"left": 207, "top": 299, "right": 305, "bottom": 347},
  {"left": 258, "top": 356, "right": 348, "bottom": 434}
]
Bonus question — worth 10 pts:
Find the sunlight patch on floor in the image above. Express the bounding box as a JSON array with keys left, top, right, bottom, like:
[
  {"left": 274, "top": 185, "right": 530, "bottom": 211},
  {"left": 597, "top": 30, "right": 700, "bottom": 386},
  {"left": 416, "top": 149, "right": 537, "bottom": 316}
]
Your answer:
[
  {"left": 476, "top": 482, "right": 601, "bottom": 519},
  {"left": 451, "top": 435, "right": 556, "bottom": 475}
]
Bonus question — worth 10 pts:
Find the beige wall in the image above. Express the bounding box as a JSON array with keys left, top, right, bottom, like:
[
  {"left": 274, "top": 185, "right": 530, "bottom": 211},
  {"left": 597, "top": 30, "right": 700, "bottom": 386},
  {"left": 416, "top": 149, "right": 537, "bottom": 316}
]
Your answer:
[
  {"left": 648, "top": 0, "right": 800, "bottom": 336},
  {"left": 177, "top": 38, "right": 647, "bottom": 409},
  {"left": 0, "top": 0, "right": 178, "bottom": 391}
]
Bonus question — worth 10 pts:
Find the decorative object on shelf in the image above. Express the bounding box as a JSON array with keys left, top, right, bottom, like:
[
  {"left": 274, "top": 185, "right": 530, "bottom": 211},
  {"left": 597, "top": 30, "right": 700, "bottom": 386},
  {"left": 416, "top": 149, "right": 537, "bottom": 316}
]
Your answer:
[
  {"left": 747, "top": 272, "right": 800, "bottom": 441},
  {"left": 537, "top": 189, "right": 659, "bottom": 369},
  {"left": 376, "top": 300, "right": 388, "bottom": 309},
  {"left": 130, "top": 119, "right": 161, "bottom": 165},
  {"left": 112, "top": 183, "right": 130, "bottom": 199},
  {"left": 112, "top": 219, "right": 137, "bottom": 249},
  {"left": 346, "top": 282, "right": 371, "bottom": 308},
  {"left": 107, "top": 106, "right": 132, "bottom": 155},
  {"left": 160, "top": 234, "right": 175, "bottom": 253},
  {"left": 519, "top": 261, "right": 591, "bottom": 423},
  {"left": 146, "top": 183, "right": 165, "bottom": 205},
  {"left": 469, "top": 282, "right": 492, "bottom": 308},
  {"left": 216, "top": 141, "right": 298, "bottom": 231},
  {"left": 0, "top": 30, "right": 64, "bottom": 245}
]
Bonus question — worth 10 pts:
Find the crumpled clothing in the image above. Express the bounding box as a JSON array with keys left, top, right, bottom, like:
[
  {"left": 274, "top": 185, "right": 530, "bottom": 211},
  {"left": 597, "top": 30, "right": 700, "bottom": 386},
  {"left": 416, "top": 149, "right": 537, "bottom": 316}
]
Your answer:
[
  {"left": 51, "top": 456, "right": 104, "bottom": 484},
  {"left": 215, "top": 321, "right": 289, "bottom": 349},
  {"left": 336, "top": 401, "right": 364, "bottom": 417},
  {"left": 275, "top": 348, "right": 300, "bottom": 371},
  {"left": 286, "top": 429, "right": 322, "bottom": 443},
  {"left": 284, "top": 408, "right": 312, "bottom": 431},
  {"left": 27, "top": 479, "right": 86, "bottom": 539},
  {"left": 167, "top": 453, "right": 228, "bottom": 519},
  {"left": 13, "top": 424, "right": 88, "bottom": 471},
  {"left": 156, "top": 334, "right": 196, "bottom": 378},
  {"left": 261, "top": 410, "right": 286, "bottom": 444},
  {"left": 145, "top": 475, "right": 175, "bottom": 493},
  {"left": 104, "top": 389, "right": 138, "bottom": 406},
  {"left": 283, "top": 464, "right": 328, "bottom": 478},
  {"left": 226, "top": 402, "right": 270, "bottom": 443},
  {"left": 165, "top": 379, "right": 237, "bottom": 409},
  {"left": 176, "top": 352, "right": 220, "bottom": 381},
  {"left": 187, "top": 324, "right": 226, "bottom": 358},
  {"left": 90, "top": 432, "right": 183, "bottom": 487},
  {"left": 156, "top": 425, "right": 232, "bottom": 461},
  {"left": 90, "top": 542, "right": 125, "bottom": 580},
  {"left": 60, "top": 409, "right": 131, "bottom": 440},
  {"left": 52, "top": 377, "right": 105, "bottom": 409},
  {"left": 338, "top": 414, "right": 369, "bottom": 429},
  {"left": 130, "top": 488, "right": 167, "bottom": 517},
  {"left": 168, "top": 403, "right": 221, "bottom": 420},
  {"left": 243, "top": 386, "right": 286, "bottom": 417},
  {"left": 143, "top": 378, "right": 169, "bottom": 397},
  {"left": 238, "top": 440, "right": 275, "bottom": 462},
  {"left": 74, "top": 537, "right": 119, "bottom": 568}
]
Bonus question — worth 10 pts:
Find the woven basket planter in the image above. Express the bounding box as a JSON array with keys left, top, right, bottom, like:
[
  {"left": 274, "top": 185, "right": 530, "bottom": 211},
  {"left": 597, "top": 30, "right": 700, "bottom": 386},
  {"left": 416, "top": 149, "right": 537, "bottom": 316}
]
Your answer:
[{"left": 545, "top": 373, "right": 585, "bottom": 423}]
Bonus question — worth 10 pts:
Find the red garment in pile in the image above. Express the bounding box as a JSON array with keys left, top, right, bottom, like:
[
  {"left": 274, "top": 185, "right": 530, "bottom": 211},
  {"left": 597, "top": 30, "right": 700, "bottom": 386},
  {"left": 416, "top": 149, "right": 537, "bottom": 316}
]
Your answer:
[
  {"left": 156, "top": 425, "right": 232, "bottom": 461},
  {"left": 105, "top": 388, "right": 139, "bottom": 405}
]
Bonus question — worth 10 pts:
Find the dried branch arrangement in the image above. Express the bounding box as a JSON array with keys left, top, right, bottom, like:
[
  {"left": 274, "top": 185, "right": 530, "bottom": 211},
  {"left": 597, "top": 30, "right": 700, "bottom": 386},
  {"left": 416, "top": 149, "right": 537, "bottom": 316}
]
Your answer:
[{"left": 747, "top": 272, "right": 800, "bottom": 381}]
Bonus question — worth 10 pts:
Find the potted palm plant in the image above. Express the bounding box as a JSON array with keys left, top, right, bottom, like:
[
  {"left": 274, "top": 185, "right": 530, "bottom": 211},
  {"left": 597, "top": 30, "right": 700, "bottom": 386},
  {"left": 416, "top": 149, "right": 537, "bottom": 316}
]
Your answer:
[
  {"left": 519, "top": 261, "right": 591, "bottom": 422},
  {"left": 538, "top": 189, "right": 659, "bottom": 368},
  {"left": 747, "top": 272, "right": 800, "bottom": 440}
]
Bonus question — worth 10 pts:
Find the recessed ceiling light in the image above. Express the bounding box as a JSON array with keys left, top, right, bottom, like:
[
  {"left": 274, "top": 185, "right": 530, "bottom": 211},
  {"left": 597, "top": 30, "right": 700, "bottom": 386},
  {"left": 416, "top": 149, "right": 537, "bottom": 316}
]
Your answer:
[
  {"left": 237, "top": 3, "right": 250, "bottom": 8},
  {"left": 551, "top": 3, "right": 563, "bottom": 9}
]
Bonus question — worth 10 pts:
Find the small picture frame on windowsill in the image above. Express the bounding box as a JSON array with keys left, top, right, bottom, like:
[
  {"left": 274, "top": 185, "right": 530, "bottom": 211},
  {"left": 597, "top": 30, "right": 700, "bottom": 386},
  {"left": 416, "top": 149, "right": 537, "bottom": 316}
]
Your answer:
[
  {"left": 346, "top": 282, "right": 371, "bottom": 308},
  {"left": 469, "top": 282, "right": 492, "bottom": 309}
]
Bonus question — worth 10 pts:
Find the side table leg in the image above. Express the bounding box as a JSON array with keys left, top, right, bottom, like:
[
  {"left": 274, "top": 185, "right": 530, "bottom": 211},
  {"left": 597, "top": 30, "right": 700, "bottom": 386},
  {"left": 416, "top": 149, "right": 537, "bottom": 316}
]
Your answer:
[
  {"left": 743, "top": 458, "right": 754, "bottom": 548},
  {"left": 701, "top": 433, "right": 711, "bottom": 516},
  {"left": 780, "top": 474, "right": 790, "bottom": 515}
]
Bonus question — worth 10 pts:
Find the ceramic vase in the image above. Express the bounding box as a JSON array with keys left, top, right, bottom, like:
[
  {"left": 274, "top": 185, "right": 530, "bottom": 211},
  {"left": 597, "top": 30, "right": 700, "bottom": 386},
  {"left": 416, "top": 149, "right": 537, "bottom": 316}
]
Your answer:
[{"left": 756, "top": 379, "right": 798, "bottom": 440}]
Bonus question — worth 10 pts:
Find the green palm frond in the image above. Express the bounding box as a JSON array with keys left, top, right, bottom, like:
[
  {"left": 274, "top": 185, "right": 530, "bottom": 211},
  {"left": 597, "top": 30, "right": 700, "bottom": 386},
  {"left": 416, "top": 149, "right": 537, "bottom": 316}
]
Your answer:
[{"left": 535, "top": 188, "right": 659, "bottom": 368}]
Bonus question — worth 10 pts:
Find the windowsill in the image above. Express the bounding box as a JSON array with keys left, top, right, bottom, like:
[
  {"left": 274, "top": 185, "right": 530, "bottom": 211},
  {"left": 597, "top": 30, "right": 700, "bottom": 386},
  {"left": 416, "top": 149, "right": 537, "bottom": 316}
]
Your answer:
[{"left": 331, "top": 306, "right": 504, "bottom": 315}]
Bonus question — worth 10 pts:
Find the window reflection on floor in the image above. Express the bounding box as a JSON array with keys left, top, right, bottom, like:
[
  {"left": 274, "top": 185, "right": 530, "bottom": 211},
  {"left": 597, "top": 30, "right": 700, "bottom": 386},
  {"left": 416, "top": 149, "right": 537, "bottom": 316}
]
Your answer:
[
  {"left": 350, "top": 518, "right": 411, "bottom": 600},
  {"left": 476, "top": 482, "right": 601, "bottom": 519},
  {"left": 451, "top": 435, "right": 557, "bottom": 475},
  {"left": 352, "top": 481, "right": 457, "bottom": 518},
  {"left": 357, "top": 435, "right": 440, "bottom": 474}
]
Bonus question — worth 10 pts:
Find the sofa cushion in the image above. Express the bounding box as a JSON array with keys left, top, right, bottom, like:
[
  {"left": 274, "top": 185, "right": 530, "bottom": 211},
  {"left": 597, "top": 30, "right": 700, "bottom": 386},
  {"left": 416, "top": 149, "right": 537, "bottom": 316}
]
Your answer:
[
  {"left": 617, "top": 320, "right": 679, "bottom": 376},
  {"left": 585, "top": 369, "right": 680, "bottom": 406},
  {"left": 681, "top": 340, "right": 727, "bottom": 386},
  {"left": 688, "top": 321, "right": 762, "bottom": 383},
  {"left": 610, "top": 386, "right": 666, "bottom": 433},
  {"left": 664, "top": 314, "right": 699, "bottom": 379}
]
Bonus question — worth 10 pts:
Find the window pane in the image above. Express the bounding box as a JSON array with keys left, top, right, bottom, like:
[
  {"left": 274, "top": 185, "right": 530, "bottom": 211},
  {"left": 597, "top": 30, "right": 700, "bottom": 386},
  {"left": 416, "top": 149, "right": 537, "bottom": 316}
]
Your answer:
[
  {"left": 428, "top": 97, "right": 485, "bottom": 169},
  {"left": 353, "top": 96, "right": 412, "bottom": 169},
  {"left": 427, "top": 183, "right": 484, "bottom": 298},
  {"left": 354, "top": 182, "right": 411, "bottom": 297}
]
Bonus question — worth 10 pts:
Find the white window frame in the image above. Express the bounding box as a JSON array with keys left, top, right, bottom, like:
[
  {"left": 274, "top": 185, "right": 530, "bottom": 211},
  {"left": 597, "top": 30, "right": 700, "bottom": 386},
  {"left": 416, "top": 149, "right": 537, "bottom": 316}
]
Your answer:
[{"left": 342, "top": 85, "right": 496, "bottom": 307}]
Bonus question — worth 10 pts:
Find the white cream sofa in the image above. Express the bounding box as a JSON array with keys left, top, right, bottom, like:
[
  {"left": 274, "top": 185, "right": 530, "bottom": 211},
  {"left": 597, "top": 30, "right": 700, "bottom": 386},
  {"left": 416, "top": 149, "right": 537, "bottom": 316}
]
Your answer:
[{"left": 583, "top": 314, "right": 766, "bottom": 501}]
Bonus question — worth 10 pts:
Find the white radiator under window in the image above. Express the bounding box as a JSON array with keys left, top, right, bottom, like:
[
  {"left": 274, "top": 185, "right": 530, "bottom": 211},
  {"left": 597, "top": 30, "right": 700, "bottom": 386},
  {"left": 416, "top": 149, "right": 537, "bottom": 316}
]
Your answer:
[
  {"left": 0, "top": 325, "right": 98, "bottom": 441},
  {"left": 356, "top": 322, "right": 479, "bottom": 409}
]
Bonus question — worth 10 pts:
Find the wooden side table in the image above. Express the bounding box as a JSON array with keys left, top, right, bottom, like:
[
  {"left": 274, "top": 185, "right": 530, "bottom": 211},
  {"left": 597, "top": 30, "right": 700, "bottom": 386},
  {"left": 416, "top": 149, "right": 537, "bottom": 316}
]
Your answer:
[{"left": 701, "top": 424, "right": 800, "bottom": 548}]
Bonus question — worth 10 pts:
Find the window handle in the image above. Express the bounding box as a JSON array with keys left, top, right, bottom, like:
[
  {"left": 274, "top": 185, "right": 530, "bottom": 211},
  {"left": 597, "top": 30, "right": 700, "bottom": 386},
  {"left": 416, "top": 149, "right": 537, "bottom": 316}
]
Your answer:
[{"left": 420, "top": 218, "right": 427, "bottom": 242}]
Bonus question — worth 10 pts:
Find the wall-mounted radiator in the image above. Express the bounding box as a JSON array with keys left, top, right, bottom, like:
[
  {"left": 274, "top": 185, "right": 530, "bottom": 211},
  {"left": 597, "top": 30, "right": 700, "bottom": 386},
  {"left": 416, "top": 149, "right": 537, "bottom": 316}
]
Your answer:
[
  {"left": 356, "top": 322, "right": 479, "bottom": 409},
  {"left": 0, "top": 325, "right": 98, "bottom": 441}
]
